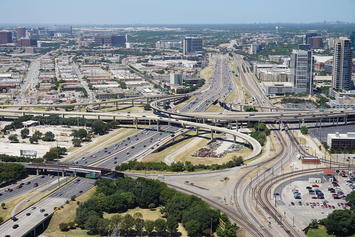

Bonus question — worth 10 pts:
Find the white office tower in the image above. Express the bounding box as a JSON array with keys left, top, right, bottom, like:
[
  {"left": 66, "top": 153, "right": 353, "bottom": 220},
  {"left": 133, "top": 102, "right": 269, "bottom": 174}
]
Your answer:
[
  {"left": 290, "top": 49, "right": 313, "bottom": 94},
  {"left": 332, "top": 37, "right": 353, "bottom": 90}
]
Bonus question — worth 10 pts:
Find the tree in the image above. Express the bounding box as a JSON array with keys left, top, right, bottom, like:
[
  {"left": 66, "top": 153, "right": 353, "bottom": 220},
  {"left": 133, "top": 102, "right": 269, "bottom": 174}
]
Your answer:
[
  {"left": 91, "top": 120, "right": 109, "bottom": 135},
  {"left": 71, "top": 128, "right": 88, "bottom": 140},
  {"left": 43, "top": 151, "right": 58, "bottom": 161},
  {"left": 135, "top": 218, "right": 144, "bottom": 236},
  {"left": 59, "top": 223, "right": 70, "bottom": 232},
  {"left": 155, "top": 219, "right": 167, "bottom": 234},
  {"left": 144, "top": 220, "right": 155, "bottom": 234},
  {"left": 20, "top": 128, "right": 29, "bottom": 139},
  {"left": 42, "top": 131, "right": 55, "bottom": 141},
  {"left": 345, "top": 191, "right": 355, "bottom": 209},
  {"left": 29, "top": 131, "right": 42, "bottom": 144},
  {"left": 72, "top": 138, "right": 82, "bottom": 147},
  {"left": 33, "top": 131, "right": 43, "bottom": 139},
  {"left": 8, "top": 134, "right": 19, "bottom": 143},
  {"left": 167, "top": 216, "right": 178, "bottom": 234},
  {"left": 1, "top": 203, "right": 5, "bottom": 209},
  {"left": 121, "top": 214, "right": 135, "bottom": 233},
  {"left": 323, "top": 209, "right": 355, "bottom": 237},
  {"left": 133, "top": 212, "right": 143, "bottom": 220},
  {"left": 300, "top": 126, "right": 308, "bottom": 135},
  {"left": 144, "top": 104, "right": 151, "bottom": 111}
]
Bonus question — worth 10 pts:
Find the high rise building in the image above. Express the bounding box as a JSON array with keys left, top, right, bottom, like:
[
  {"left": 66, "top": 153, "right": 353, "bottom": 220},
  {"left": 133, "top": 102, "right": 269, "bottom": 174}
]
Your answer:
[
  {"left": 16, "top": 27, "right": 26, "bottom": 38},
  {"left": 290, "top": 49, "right": 313, "bottom": 94},
  {"left": 332, "top": 37, "right": 353, "bottom": 90},
  {"left": 308, "top": 36, "right": 323, "bottom": 49},
  {"left": 183, "top": 37, "right": 203, "bottom": 55},
  {"left": 305, "top": 32, "right": 320, "bottom": 44},
  {"left": 350, "top": 31, "right": 355, "bottom": 50},
  {"left": 0, "top": 31, "right": 13, "bottom": 44}
]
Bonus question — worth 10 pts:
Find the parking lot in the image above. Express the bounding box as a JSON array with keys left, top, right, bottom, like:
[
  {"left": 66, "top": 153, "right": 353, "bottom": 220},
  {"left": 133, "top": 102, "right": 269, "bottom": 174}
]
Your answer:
[{"left": 275, "top": 172, "right": 354, "bottom": 229}]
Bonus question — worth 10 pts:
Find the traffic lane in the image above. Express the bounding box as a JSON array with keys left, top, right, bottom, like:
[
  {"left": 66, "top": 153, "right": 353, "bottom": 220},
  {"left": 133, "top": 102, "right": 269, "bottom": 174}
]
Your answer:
[
  {"left": 0, "top": 178, "right": 95, "bottom": 237},
  {"left": 72, "top": 126, "right": 164, "bottom": 165},
  {"left": 98, "top": 127, "right": 179, "bottom": 169},
  {"left": 0, "top": 175, "right": 54, "bottom": 203}
]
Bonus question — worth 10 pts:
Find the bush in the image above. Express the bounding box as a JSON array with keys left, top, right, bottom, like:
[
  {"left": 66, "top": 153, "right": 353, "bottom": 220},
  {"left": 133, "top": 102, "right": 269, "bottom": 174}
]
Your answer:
[
  {"left": 59, "top": 223, "right": 69, "bottom": 232},
  {"left": 300, "top": 126, "right": 308, "bottom": 135}
]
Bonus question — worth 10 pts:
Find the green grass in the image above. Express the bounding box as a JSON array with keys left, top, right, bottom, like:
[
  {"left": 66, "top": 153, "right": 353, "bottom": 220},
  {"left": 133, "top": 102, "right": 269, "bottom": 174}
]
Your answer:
[{"left": 307, "top": 225, "right": 335, "bottom": 237}]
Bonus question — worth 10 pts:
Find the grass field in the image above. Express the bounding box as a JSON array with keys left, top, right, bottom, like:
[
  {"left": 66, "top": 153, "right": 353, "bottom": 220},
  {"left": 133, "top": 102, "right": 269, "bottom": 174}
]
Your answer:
[
  {"left": 206, "top": 105, "right": 224, "bottom": 112},
  {"left": 307, "top": 225, "right": 335, "bottom": 237},
  {"left": 45, "top": 187, "right": 96, "bottom": 236}
]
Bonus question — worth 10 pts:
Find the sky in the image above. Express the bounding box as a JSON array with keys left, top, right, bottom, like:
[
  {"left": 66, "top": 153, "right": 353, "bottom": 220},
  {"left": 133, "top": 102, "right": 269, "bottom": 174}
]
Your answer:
[{"left": 1, "top": 0, "right": 355, "bottom": 25}]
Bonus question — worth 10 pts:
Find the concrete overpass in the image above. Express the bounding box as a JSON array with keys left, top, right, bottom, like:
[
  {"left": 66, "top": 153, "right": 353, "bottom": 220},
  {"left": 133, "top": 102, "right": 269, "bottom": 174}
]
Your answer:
[{"left": 0, "top": 109, "right": 262, "bottom": 162}]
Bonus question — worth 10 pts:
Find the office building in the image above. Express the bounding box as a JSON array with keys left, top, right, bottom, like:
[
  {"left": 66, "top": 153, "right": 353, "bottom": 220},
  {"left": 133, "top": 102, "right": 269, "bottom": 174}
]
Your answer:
[
  {"left": 170, "top": 73, "right": 183, "bottom": 85},
  {"left": 332, "top": 37, "right": 353, "bottom": 90},
  {"left": 299, "top": 44, "right": 311, "bottom": 51},
  {"left": 156, "top": 40, "right": 182, "bottom": 49},
  {"left": 17, "top": 38, "right": 37, "bottom": 47},
  {"left": 183, "top": 37, "right": 203, "bottom": 55},
  {"left": 350, "top": 31, "right": 355, "bottom": 50},
  {"left": 249, "top": 44, "right": 260, "bottom": 54},
  {"left": 290, "top": 49, "right": 313, "bottom": 94},
  {"left": 308, "top": 36, "right": 323, "bottom": 49},
  {"left": 0, "top": 30, "right": 13, "bottom": 44},
  {"left": 16, "top": 27, "right": 26, "bottom": 38},
  {"left": 327, "top": 132, "right": 355, "bottom": 150},
  {"left": 305, "top": 32, "right": 319, "bottom": 44},
  {"left": 94, "top": 35, "right": 126, "bottom": 47}
]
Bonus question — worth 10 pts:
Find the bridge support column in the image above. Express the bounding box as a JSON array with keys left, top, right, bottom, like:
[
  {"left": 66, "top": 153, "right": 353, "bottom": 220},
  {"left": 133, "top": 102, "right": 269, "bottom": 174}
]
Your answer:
[
  {"left": 233, "top": 135, "right": 236, "bottom": 143},
  {"left": 336, "top": 117, "right": 339, "bottom": 125},
  {"left": 146, "top": 98, "right": 149, "bottom": 104},
  {"left": 135, "top": 118, "right": 138, "bottom": 129},
  {"left": 98, "top": 104, "right": 101, "bottom": 110},
  {"left": 36, "top": 169, "right": 39, "bottom": 176},
  {"left": 62, "top": 114, "right": 65, "bottom": 118},
  {"left": 240, "top": 105, "right": 243, "bottom": 111},
  {"left": 344, "top": 116, "right": 348, "bottom": 125},
  {"left": 196, "top": 127, "right": 199, "bottom": 135},
  {"left": 131, "top": 99, "right": 134, "bottom": 107},
  {"left": 61, "top": 171, "right": 65, "bottom": 177},
  {"left": 98, "top": 115, "right": 100, "bottom": 120},
  {"left": 148, "top": 120, "right": 151, "bottom": 126},
  {"left": 115, "top": 102, "right": 118, "bottom": 110},
  {"left": 210, "top": 129, "right": 214, "bottom": 141},
  {"left": 113, "top": 116, "right": 116, "bottom": 121},
  {"left": 236, "top": 120, "right": 239, "bottom": 130},
  {"left": 202, "top": 119, "right": 206, "bottom": 124},
  {"left": 156, "top": 120, "right": 160, "bottom": 131}
]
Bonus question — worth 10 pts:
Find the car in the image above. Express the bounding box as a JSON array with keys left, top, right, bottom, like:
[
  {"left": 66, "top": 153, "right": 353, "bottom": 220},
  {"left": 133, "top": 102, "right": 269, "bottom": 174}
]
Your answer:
[
  {"left": 44, "top": 213, "right": 48, "bottom": 216},
  {"left": 11, "top": 216, "right": 18, "bottom": 221},
  {"left": 291, "top": 202, "right": 295, "bottom": 206},
  {"left": 40, "top": 209, "right": 45, "bottom": 212},
  {"left": 41, "top": 175, "right": 45, "bottom": 178},
  {"left": 26, "top": 213, "right": 31, "bottom": 216},
  {"left": 306, "top": 186, "right": 312, "bottom": 190},
  {"left": 32, "top": 206, "right": 36, "bottom": 210},
  {"left": 12, "top": 224, "right": 19, "bottom": 229},
  {"left": 33, "top": 183, "right": 38, "bottom": 187},
  {"left": 16, "top": 185, "right": 22, "bottom": 189},
  {"left": 312, "top": 184, "right": 319, "bottom": 188},
  {"left": 26, "top": 181, "right": 31, "bottom": 185}
]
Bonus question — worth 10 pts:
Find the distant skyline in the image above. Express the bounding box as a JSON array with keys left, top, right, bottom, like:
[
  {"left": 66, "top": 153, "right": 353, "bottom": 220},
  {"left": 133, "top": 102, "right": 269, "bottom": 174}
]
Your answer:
[{"left": 0, "top": 0, "right": 355, "bottom": 25}]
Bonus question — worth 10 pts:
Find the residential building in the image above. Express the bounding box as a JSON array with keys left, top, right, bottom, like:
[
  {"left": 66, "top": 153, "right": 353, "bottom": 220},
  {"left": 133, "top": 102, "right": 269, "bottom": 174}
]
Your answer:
[
  {"left": 332, "top": 37, "right": 353, "bottom": 90},
  {"left": 0, "top": 30, "right": 13, "bottom": 44},
  {"left": 183, "top": 37, "right": 203, "bottom": 55},
  {"left": 290, "top": 49, "right": 313, "bottom": 94}
]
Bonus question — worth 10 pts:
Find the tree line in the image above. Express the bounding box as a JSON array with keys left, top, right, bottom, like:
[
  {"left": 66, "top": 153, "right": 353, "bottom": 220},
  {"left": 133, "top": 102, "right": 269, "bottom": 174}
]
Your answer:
[
  {"left": 0, "top": 163, "right": 26, "bottom": 184},
  {"left": 116, "top": 157, "right": 244, "bottom": 172},
  {"left": 250, "top": 123, "right": 270, "bottom": 146},
  {"left": 73, "top": 177, "right": 238, "bottom": 236}
]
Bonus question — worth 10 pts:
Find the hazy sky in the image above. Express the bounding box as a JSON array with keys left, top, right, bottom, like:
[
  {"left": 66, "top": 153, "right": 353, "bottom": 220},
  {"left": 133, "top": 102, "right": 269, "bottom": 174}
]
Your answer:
[{"left": 1, "top": 0, "right": 355, "bottom": 25}]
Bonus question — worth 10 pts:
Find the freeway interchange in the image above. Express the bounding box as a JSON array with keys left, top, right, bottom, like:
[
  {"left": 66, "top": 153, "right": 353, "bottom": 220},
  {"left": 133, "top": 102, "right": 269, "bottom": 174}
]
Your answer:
[{"left": 0, "top": 54, "right": 354, "bottom": 237}]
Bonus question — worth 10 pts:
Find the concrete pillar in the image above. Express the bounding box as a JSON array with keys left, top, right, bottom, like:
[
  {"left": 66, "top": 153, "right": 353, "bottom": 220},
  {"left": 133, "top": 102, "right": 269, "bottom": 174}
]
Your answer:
[
  {"left": 135, "top": 118, "right": 138, "bottom": 129},
  {"left": 148, "top": 120, "right": 151, "bottom": 126},
  {"left": 236, "top": 120, "right": 239, "bottom": 130},
  {"left": 345, "top": 116, "right": 348, "bottom": 125},
  {"left": 62, "top": 114, "right": 65, "bottom": 118},
  {"left": 196, "top": 127, "right": 199, "bottom": 135},
  {"left": 146, "top": 98, "right": 149, "bottom": 104},
  {"left": 210, "top": 129, "right": 214, "bottom": 140},
  {"left": 233, "top": 135, "right": 236, "bottom": 143},
  {"left": 202, "top": 119, "right": 206, "bottom": 124},
  {"left": 98, "top": 115, "right": 100, "bottom": 120},
  {"left": 36, "top": 169, "right": 39, "bottom": 176},
  {"left": 113, "top": 116, "right": 116, "bottom": 121},
  {"left": 131, "top": 99, "right": 134, "bottom": 106},
  {"left": 115, "top": 102, "right": 118, "bottom": 110},
  {"left": 22, "top": 112, "right": 25, "bottom": 116},
  {"left": 61, "top": 171, "right": 65, "bottom": 177},
  {"left": 157, "top": 120, "right": 160, "bottom": 131}
]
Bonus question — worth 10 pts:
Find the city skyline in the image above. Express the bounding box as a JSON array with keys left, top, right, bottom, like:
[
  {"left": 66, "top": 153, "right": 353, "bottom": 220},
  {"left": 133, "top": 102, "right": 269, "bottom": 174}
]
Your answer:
[{"left": 0, "top": 0, "right": 355, "bottom": 25}]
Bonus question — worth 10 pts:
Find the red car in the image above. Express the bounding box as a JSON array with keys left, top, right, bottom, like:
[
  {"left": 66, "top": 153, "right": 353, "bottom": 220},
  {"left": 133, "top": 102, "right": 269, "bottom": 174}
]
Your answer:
[
  {"left": 312, "top": 184, "right": 319, "bottom": 188},
  {"left": 16, "top": 185, "right": 22, "bottom": 189}
]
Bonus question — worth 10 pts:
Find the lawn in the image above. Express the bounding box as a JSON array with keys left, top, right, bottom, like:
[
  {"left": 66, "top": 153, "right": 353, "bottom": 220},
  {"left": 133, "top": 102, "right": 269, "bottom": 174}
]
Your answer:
[{"left": 307, "top": 225, "right": 335, "bottom": 237}]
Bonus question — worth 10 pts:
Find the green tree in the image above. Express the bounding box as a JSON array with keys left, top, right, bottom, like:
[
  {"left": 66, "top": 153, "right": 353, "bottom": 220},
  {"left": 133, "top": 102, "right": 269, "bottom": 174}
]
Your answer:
[
  {"left": 323, "top": 209, "right": 355, "bottom": 237},
  {"left": 42, "top": 131, "right": 55, "bottom": 141},
  {"left": 135, "top": 218, "right": 145, "bottom": 236},
  {"left": 20, "top": 128, "right": 29, "bottom": 139},
  {"left": 144, "top": 220, "right": 155, "bottom": 234},
  {"left": 155, "top": 218, "right": 167, "bottom": 234},
  {"left": 43, "top": 151, "right": 58, "bottom": 161},
  {"left": 345, "top": 191, "right": 355, "bottom": 208},
  {"left": 8, "top": 134, "right": 19, "bottom": 143},
  {"left": 121, "top": 214, "right": 135, "bottom": 233},
  {"left": 1, "top": 203, "right": 6, "bottom": 209},
  {"left": 59, "top": 223, "right": 69, "bottom": 232},
  {"left": 144, "top": 104, "right": 151, "bottom": 111},
  {"left": 166, "top": 216, "right": 178, "bottom": 234},
  {"left": 71, "top": 128, "right": 88, "bottom": 140},
  {"left": 91, "top": 120, "right": 109, "bottom": 135},
  {"left": 300, "top": 126, "right": 308, "bottom": 135},
  {"left": 72, "top": 138, "right": 82, "bottom": 147}
]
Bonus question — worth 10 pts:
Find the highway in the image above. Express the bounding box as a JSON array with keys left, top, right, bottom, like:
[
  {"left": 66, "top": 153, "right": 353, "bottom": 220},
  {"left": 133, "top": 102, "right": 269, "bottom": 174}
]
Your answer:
[{"left": 0, "top": 178, "right": 95, "bottom": 237}]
